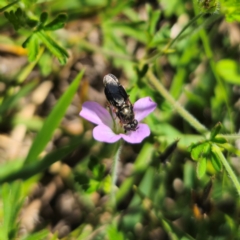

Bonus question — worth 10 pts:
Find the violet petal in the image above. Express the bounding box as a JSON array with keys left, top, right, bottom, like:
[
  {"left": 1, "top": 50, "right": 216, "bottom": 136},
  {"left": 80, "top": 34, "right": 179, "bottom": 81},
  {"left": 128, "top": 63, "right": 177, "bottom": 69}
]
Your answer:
[
  {"left": 120, "top": 123, "right": 150, "bottom": 144},
  {"left": 80, "top": 101, "right": 113, "bottom": 127},
  {"left": 134, "top": 97, "right": 157, "bottom": 122},
  {"left": 93, "top": 125, "right": 122, "bottom": 143}
]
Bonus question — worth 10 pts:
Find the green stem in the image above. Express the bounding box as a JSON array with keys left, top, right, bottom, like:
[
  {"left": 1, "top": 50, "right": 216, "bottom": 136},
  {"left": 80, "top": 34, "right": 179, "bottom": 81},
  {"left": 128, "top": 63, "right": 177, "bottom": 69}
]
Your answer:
[
  {"left": 111, "top": 141, "right": 122, "bottom": 206},
  {"left": 17, "top": 46, "right": 44, "bottom": 83},
  {"left": 220, "top": 134, "right": 240, "bottom": 141},
  {"left": 212, "top": 144, "right": 240, "bottom": 196},
  {"left": 147, "top": 71, "right": 209, "bottom": 136}
]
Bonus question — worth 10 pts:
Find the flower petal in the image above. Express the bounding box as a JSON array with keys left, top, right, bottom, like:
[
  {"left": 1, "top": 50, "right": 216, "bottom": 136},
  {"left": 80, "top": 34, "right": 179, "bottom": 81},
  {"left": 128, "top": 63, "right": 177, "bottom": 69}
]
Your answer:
[
  {"left": 133, "top": 97, "right": 157, "bottom": 122},
  {"left": 80, "top": 101, "right": 112, "bottom": 126},
  {"left": 120, "top": 123, "right": 150, "bottom": 144},
  {"left": 93, "top": 125, "right": 122, "bottom": 143}
]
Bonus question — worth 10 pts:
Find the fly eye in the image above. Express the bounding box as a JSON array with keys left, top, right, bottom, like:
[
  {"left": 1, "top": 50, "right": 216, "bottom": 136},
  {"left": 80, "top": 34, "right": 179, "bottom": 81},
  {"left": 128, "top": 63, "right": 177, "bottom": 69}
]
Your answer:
[{"left": 134, "top": 120, "right": 138, "bottom": 125}]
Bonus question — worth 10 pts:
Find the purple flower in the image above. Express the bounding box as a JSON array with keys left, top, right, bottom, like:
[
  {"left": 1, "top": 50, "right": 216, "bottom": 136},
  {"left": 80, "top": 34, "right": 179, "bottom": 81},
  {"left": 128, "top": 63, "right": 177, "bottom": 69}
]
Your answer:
[{"left": 79, "top": 97, "right": 157, "bottom": 144}]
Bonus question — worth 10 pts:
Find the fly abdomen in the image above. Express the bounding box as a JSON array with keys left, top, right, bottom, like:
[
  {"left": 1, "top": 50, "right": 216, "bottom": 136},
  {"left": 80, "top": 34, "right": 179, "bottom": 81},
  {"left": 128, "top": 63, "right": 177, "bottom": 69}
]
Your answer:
[{"left": 103, "top": 74, "right": 128, "bottom": 107}]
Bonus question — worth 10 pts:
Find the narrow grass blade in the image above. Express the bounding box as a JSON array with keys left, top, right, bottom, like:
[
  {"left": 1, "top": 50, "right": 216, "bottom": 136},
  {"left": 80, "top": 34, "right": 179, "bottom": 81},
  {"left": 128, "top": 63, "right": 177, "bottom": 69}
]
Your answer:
[
  {"left": 2, "top": 182, "right": 23, "bottom": 239},
  {"left": 0, "top": 82, "right": 36, "bottom": 115},
  {"left": 0, "top": 135, "right": 85, "bottom": 183},
  {"left": 22, "top": 229, "right": 49, "bottom": 240},
  {"left": 24, "top": 70, "right": 84, "bottom": 164}
]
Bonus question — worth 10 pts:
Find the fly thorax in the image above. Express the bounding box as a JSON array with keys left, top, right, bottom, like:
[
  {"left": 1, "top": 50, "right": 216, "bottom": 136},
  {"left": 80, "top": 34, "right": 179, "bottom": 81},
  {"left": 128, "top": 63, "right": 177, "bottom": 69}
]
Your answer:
[{"left": 119, "top": 105, "right": 134, "bottom": 123}]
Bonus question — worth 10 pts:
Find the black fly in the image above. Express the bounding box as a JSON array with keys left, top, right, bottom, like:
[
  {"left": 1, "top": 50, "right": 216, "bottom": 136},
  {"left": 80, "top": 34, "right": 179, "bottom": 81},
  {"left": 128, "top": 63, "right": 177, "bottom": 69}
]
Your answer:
[{"left": 103, "top": 74, "right": 138, "bottom": 132}]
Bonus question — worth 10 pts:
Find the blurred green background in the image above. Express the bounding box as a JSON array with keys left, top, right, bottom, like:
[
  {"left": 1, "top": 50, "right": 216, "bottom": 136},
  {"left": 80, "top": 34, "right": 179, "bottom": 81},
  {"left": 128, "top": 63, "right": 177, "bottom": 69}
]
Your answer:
[{"left": 0, "top": 0, "right": 240, "bottom": 239}]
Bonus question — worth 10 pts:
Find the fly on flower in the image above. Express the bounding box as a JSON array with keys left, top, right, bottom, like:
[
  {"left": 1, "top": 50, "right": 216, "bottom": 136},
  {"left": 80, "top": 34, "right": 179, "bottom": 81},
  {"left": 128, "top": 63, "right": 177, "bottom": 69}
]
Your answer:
[
  {"left": 80, "top": 74, "right": 157, "bottom": 144},
  {"left": 103, "top": 74, "right": 138, "bottom": 132}
]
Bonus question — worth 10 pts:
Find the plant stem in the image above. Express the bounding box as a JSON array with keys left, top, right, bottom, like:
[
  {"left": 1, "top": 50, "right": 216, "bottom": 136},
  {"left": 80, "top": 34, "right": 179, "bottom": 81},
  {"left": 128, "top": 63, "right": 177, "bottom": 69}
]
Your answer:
[
  {"left": 17, "top": 46, "right": 44, "bottom": 83},
  {"left": 212, "top": 144, "right": 240, "bottom": 196},
  {"left": 147, "top": 71, "right": 209, "bottom": 136},
  {"left": 111, "top": 141, "right": 122, "bottom": 206},
  {"left": 221, "top": 134, "right": 240, "bottom": 141}
]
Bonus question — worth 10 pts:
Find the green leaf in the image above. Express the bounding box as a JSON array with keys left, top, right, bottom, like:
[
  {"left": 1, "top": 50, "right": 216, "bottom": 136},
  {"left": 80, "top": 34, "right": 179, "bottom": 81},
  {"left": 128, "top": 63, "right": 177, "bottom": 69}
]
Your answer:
[
  {"left": 210, "top": 122, "right": 222, "bottom": 140},
  {"left": 26, "top": 18, "right": 38, "bottom": 28},
  {"left": 0, "top": 82, "right": 36, "bottom": 115},
  {"left": 216, "top": 59, "right": 240, "bottom": 84},
  {"left": 93, "top": 164, "right": 105, "bottom": 180},
  {"left": 103, "top": 0, "right": 134, "bottom": 18},
  {"left": 221, "top": 2, "right": 240, "bottom": 22},
  {"left": 38, "top": 52, "right": 52, "bottom": 76},
  {"left": 0, "top": 0, "right": 19, "bottom": 13},
  {"left": 4, "top": 10, "right": 20, "bottom": 30},
  {"left": 2, "top": 182, "right": 24, "bottom": 239},
  {"left": 107, "top": 225, "right": 124, "bottom": 240},
  {"left": 11, "top": 9, "right": 24, "bottom": 28},
  {"left": 148, "top": 24, "right": 170, "bottom": 48},
  {"left": 0, "top": 160, "right": 24, "bottom": 183},
  {"left": 36, "top": 30, "right": 68, "bottom": 64},
  {"left": 88, "top": 155, "right": 99, "bottom": 171},
  {"left": 225, "top": 11, "right": 240, "bottom": 22},
  {"left": 210, "top": 151, "right": 222, "bottom": 172},
  {"left": 104, "top": 21, "right": 147, "bottom": 43},
  {"left": 87, "top": 179, "right": 100, "bottom": 193},
  {"left": 212, "top": 135, "right": 227, "bottom": 144},
  {"left": 190, "top": 141, "right": 211, "bottom": 162},
  {"left": 40, "top": 12, "right": 48, "bottom": 24},
  {"left": 138, "top": 64, "right": 149, "bottom": 78},
  {"left": 15, "top": 7, "right": 22, "bottom": 18},
  {"left": 147, "top": 5, "right": 161, "bottom": 35},
  {"left": 4, "top": 11, "right": 9, "bottom": 18},
  {"left": 43, "top": 13, "right": 68, "bottom": 31},
  {"left": 197, "top": 157, "right": 207, "bottom": 179},
  {"left": 101, "top": 175, "right": 111, "bottom": 194},
  {"left": 22, "top": 35, "right": 31, "bottom": 48},
  {"left": 24, "top": 70, "right": 84, "bottom": 164},
  {"left": 190, "top": 143, "right": 205, "bottom": 161},
  {"left": 22, "top": 229, "right": 49, "bottom": 240},
  {"left": 26, "top": 34, "right": 39, "bottom": 62}
]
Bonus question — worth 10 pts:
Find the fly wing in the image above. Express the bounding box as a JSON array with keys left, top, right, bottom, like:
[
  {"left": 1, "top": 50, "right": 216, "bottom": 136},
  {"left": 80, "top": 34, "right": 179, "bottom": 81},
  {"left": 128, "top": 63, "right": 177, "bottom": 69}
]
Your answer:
[
  {"left": 118, "top": 85, "right": 128, "bottom": 100},
  {"left": 104, "top": 85, "right": 125, "bottom": 106},
  {"left": 103, "top": 74, "right": 129, "bottom": 106}
]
